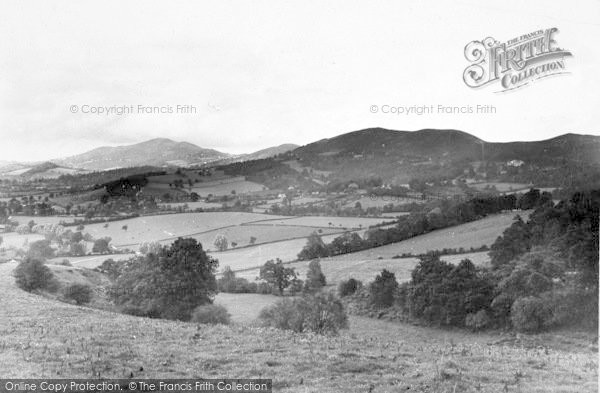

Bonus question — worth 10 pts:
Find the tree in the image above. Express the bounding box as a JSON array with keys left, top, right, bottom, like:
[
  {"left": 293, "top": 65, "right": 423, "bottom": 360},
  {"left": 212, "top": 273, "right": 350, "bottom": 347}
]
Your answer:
[
  {"left": 27, "top": 240, "right": 55, "bottom": 260},
  {"left": 190, "top": 192, "right": 200, "bottom": 202},
  {"left": 249, "top": 236, "right": 257, "bottom": 245},
  {"left": 338, "top": 278, "right": 362, "bottom": 297},
  {"left": 304, "top": 259, "right": 326, "bottom": 293},
  {"left": 259, "top": 258, "right": 297, "bottom": 295},
  {"left": 298, "top": 232, "right": 328, "bottom": 260},
  {"left": 369, "top": 269, "right": 398, "bottom": 308},
  {"left": 14, "top": 258, "right": 55, "bottom": 292},
  {"left": 139, "top": 241, "right": 162, "bottom": 255},
  {"left": 69, "top": 241, "right": 87, "bottom": 256},
  {"left": 92, "top": 238, "right": 111, "bottom": 254},
  {"left": 213, "top": 234, "right": 229, "bottom": 251},
  {"left": 111, "top": 238, "right": 218, "bottom": 320}
]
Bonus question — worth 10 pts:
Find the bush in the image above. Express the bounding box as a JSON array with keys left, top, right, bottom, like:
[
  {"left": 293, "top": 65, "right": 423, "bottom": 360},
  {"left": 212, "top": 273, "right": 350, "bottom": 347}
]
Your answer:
[
  {"left": 338, "top": 278, "right": 362, "bottom": 297},
  {"left": 14, "top": 258, "right": 55, "bottom": 292},
  {"left": 369, "top": 269, "right": 398, "bottom": 308},
  {"left": 465, "top": 309, "right": 491, "bottom": 331},
  {"left": 63, "top": 283, "right": 93, "bottom": 305},
  {"left": 510, "top": 296, "right": 552, "bottom": 333},
  {"left": 191, "top": 304, "right": 231, "bottom": 325},
  {"left": 259, "top": 292, "right": 348, "bottom": 334}
]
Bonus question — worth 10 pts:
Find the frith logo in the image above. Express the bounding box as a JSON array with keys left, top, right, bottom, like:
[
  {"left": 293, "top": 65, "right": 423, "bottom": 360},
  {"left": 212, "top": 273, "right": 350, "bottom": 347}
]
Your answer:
[{"left": 463, "top": 28, "right": 572, "bottom": 92}]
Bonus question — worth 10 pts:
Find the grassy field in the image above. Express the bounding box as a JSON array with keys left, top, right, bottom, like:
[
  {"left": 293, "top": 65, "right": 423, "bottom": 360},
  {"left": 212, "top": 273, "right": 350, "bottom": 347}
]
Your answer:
[
  {"left": 192, "top": 225, "right": 342, "bottom": 252},
  {"left": 190, "top": 181, "right": 266, "bottom": 196},
  {"left": 250, "top": 216, "right": 392, "bottom": 229},
  {"left": 343, "top": 195, "right": 426, "bottom": 209},
  {"left": 75, "top": 212, "right": 291, "bottom": 249},
  {"left": 9, "top": 215, "right": 77, "bottom": 226},
  {"left": 235, "top": 252, "right": 491, "bottom": 285},
  {"left": 214, "top": 293, "right": 279, "bottom": 325},
  {"left": 315, "top": 211, "right": 529, "bottom": 261},
  {"left": 228, "top": 211, "right": 527, "bottom": 280},
  {"left": 0, "top": 232, "right": 45, "bottom": 248},
  {"left": 157, "top": 201, "right": 224, "bottom": 210},
  {"left": 471, "top": 182, "right": 532, "bottom": 192},
  {"left": 0, "top": 261, "right": 596, "bottom": 392},
  {"left": 49, "top": 253, "right": 134, "bottom": 269}
]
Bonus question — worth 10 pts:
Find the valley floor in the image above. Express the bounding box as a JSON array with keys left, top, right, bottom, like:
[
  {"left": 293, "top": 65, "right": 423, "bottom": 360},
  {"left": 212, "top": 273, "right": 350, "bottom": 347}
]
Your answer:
[{"left": 0, "top": 262, "right": 597, "bottom": 393}]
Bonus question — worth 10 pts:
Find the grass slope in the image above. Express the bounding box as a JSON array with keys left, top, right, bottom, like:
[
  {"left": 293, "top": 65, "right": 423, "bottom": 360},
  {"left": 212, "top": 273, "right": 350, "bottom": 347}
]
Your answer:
[{"left": 0, "top": 262, "right": 596, "bottom": 392}]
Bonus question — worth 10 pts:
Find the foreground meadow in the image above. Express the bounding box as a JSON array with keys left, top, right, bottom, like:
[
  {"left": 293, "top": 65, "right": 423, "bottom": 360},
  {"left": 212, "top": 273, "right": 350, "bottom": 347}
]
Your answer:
[{"left": 0, "top": 261, "right": 596, "bottom": 393}]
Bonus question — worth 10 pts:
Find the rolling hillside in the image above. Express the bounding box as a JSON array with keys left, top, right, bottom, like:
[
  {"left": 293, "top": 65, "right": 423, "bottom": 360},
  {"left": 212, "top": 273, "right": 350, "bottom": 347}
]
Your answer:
[
  {"left": 0, "top": 260, "right": 596, "bottom": 392},
  {"left": 291, "top": 128, "right": 600, "bottom": 184},
  {"left": 52, "top": 138, "right": 231, "bottom": 170}
]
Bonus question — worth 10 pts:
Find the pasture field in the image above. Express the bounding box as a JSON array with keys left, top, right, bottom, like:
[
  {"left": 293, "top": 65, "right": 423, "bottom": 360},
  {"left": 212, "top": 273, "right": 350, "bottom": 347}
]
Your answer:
[
  {"left": 9, "top": 215, "right": 77, "bottom": 226},
  {"left": 214, "top": 293, "right": 279, "bottom": 325},
  {"left": 49, "top": 253, "right": 135, "bottom": 269},
  {"left": 0, "top": 262, "right": 596, "bottom": 392},
  {"left": 343, "top": 195, "right": 425, "bottom": 209},
  {"left": 313, "top": 211, "right": 529, "bottom": 262},
  {"left": 73, "top": 212, "right": 291, "bottom": 248},
  {"left": 157, "top": 201, "right": 223, "bottom": 210},
  {"left": 471, "top": 182, "right": 532, "bottom": 192},
  {"left": 0, "top": 232, "right": 45, "bottom": 248},
  {"left": 192, "top": 225, "right": 341, "bottom": 252},
  {"left": 235, "top": 252, "right": 491, "bottom": 285},
  {"left": 211, "top": 229, "right": 374, "bottom": 272},
  {"left": 380, "top": 212, "right": 411, "bottom": 218},
  {"left": 251, "top": 216, "right": 392, "bottom": 229},
  {"left": 190, "top": 180, "right": 266, "bottom": 196},
  {"left": 147, "top": 174, "right": 267, "bottom": 196},
  {"left": 223, "top": 211, "right": 526, "bottom": 275}
]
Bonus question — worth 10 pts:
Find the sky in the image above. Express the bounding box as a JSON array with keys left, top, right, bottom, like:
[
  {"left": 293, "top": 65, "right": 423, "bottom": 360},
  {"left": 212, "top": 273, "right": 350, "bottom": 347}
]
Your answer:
[{"left": 1, "top": 0, "right": 599, "bottom": 162}]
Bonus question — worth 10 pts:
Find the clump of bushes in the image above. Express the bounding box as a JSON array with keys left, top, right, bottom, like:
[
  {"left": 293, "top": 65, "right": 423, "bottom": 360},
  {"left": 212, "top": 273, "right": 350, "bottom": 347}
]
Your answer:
[
  {"left": 338, "top": 278, "right": 362, "bottom": 297},
  {"left": 14, "top": 258, "right": 56, "bottom": 292},
  {"left": 191, "top": 304, "right": 231, "bottom": 325},
  {"left": 259, "top": 292, "right": 348, "bottom": 335},
  {"left": 510, "top": 296, "right": 552, "bottom": 333},
  {"left": 63, "top": 283, "right": 93, "bottom": 305}
]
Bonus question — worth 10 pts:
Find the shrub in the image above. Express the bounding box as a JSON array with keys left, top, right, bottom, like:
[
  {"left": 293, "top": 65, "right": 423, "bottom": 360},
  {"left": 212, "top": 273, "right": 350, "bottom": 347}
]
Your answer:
[
  {"left": 191, "top": 304, "right": 231, "bottom": 325},
  {"left": 510, "top": 296, "right": 552, "bottom": 333},
  {"left": 338, "top": 278, "right": 362, "bottom": 297},
  {"left": 303, "top": 259, "right": 326, "bottom": 293},
  {"left": 259, "top": 292, "right": 348, "bottom": 335},
  {"left": 369, "top": 269, "right": 398, "bottom": 308},
  {"left": 14, "top": 258, "right": 55, "bottom": 292},
  {"left": 63, "top": 283, "right": 93, "bottom": 305},
  {"left": 465, "top": 309, "right": 491, "bottom": 331}
]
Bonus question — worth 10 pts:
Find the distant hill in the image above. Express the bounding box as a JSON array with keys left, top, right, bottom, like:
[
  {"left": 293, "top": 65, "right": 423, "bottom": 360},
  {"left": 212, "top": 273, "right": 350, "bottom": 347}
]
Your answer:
[
  {"left": 52, "top": 138, "right": 231, "bottom": 170},
  {"left": 0, "top": 161, "right": 89, "bottom": 179},
  {"left": 242, "top": 144, "right": 299, "bottom": 161},
  {"left": 291, "top": 128, "right": 600, "bottom": 184}
]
